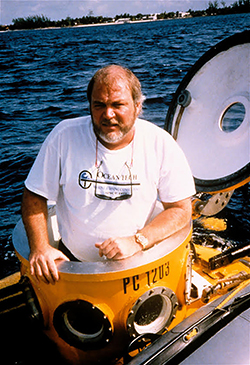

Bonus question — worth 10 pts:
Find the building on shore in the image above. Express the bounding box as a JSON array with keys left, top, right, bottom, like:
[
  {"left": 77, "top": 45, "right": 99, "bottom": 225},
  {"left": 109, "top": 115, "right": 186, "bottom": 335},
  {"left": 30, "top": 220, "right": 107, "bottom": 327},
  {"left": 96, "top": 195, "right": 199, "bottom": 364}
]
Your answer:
[
  {"left": 115, "top": 18, "right": 131, "bottom": 24},
  {"left": 178, "top": 11, "right": 191, "bottom": 18}
]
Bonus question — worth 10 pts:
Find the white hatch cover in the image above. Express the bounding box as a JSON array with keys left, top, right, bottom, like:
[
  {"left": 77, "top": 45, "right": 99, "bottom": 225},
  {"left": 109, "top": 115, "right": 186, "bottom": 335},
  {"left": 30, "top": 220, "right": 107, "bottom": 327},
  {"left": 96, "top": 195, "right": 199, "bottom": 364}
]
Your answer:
[{"left": 165, "top": 30, "right": 250, "bottom": 193}]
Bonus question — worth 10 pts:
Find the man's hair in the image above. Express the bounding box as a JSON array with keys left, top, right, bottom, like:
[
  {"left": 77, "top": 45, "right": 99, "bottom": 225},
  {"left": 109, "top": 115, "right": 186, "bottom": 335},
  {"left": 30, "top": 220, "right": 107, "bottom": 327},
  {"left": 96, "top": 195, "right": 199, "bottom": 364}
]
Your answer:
[{"left": 87, "top": 65, "right": 145, "bottom": 106}]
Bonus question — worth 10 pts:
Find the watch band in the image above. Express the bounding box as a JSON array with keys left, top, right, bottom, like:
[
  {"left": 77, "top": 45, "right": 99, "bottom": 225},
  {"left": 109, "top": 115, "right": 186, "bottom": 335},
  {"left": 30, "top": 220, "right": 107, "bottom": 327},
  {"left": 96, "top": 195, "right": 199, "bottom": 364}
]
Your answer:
[{"left": 135, "top": 233, "right": 148, "bottom": 250}]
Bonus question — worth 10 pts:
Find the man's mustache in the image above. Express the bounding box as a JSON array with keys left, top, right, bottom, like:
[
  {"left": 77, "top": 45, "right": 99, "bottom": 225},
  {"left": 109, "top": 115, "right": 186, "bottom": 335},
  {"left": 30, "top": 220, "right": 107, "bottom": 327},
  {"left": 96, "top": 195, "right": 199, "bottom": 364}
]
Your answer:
[{"left": 101, "top": 119, "right": 119, "bottom": 126}]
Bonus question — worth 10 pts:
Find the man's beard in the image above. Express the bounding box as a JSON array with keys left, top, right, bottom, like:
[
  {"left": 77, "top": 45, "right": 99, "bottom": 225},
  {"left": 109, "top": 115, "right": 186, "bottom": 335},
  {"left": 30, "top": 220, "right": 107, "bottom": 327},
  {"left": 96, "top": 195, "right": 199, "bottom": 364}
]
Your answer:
[{"left": 92, "top": 117, "right": 135, "bottom": 145}]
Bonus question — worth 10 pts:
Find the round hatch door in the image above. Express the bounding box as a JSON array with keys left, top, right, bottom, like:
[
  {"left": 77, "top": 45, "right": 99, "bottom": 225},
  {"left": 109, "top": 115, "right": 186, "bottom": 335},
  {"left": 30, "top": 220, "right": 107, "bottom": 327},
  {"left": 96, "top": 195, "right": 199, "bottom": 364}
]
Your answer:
[{"left": 165, "top": 30, "right": 250, "bottom": 193}]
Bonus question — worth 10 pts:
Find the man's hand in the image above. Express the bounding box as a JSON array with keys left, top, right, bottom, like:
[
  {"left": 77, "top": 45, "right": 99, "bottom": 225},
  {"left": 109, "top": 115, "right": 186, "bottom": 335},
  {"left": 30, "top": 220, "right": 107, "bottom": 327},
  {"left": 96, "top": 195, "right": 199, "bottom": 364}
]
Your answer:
[
  {"left": 95, "top": 236, "right": 142, "bottom": 260},
  {"left": 29, "top": 245, "right": 69, "bottom": 285}
]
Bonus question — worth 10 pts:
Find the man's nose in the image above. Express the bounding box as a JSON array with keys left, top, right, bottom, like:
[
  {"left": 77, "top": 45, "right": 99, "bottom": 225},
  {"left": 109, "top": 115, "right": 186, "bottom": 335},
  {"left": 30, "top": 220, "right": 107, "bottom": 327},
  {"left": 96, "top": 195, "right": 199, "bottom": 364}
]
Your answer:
[{"left": 104, "top": 106, "right": 115, "bottom": 119}]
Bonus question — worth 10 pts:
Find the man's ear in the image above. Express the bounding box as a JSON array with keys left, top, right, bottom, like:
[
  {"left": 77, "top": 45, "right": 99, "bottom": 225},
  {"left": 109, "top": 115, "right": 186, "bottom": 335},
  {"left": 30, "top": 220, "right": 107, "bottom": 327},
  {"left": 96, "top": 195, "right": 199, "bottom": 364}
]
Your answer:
[{"left": 135, "top": 101, "right": 143, "bottom": 117}]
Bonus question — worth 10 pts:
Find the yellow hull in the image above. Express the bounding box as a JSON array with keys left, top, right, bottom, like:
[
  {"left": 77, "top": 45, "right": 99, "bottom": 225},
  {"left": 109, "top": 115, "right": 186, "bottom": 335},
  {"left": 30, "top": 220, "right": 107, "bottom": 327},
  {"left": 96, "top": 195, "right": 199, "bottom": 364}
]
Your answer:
[
  {"left": 17, "top": 225, "right": 192, "bottom": 364},
  {"left": 1, "top": 212, "right": 247, "bottom": 365},
  {"left": 1, "top": 244, "right": 250, "bottom": 364}
]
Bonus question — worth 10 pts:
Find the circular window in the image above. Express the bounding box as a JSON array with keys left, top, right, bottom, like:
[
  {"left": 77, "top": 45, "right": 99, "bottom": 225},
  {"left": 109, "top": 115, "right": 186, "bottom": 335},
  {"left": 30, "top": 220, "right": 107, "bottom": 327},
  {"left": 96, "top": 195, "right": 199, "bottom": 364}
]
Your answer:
[
  {"left": 53, "top": 300, "right": 113, "bottom": 350},
  {"left": 134, "top": 294, "right": 172, "bottom": 335},
  {"left": 127, "top": 287, "right": 178, "bottom": 338},
  {"left": 220, "top": 102, "right": 245, "bottom": 133}
]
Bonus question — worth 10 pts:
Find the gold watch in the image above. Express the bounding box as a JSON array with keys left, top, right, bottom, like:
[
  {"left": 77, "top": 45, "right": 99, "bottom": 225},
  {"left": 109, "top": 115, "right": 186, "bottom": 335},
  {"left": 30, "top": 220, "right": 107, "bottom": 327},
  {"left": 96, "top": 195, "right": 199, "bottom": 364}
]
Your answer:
[{"left": 135, "top": 233, "right": 148, "bottom": 250}]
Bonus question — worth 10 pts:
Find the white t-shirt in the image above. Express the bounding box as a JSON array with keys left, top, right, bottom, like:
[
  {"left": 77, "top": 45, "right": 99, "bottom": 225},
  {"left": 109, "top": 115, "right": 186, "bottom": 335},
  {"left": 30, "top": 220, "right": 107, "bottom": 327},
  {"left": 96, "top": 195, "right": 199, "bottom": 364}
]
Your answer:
[{"left": 25, "top": 116, "right": 195, "bottom": 261}]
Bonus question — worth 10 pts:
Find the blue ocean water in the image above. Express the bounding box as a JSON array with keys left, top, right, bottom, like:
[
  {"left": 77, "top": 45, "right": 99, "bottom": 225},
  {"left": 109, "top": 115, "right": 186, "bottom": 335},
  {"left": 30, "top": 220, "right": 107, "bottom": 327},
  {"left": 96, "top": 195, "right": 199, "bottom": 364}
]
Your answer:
[{"left": 0, "top": 14, "right": 249, "bottom": 278}]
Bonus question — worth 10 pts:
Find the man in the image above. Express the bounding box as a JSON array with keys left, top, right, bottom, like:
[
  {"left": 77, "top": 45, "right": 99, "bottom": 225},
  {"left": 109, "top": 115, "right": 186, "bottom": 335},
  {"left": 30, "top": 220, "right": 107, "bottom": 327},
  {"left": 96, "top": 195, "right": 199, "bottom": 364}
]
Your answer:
[{"left": 22, "top": 65, "right": 195, "bottom": 285}]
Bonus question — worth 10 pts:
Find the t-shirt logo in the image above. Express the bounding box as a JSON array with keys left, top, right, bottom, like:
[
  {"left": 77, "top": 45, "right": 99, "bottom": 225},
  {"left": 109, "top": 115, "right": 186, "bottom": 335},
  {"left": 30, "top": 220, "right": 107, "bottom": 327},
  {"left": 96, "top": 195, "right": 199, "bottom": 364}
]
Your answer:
[
  {"left": 78, "top": 170, "right": 92, "bottom": 189},
  {"left": 79, "top": 162, "right": 140, "bottom": 201}
]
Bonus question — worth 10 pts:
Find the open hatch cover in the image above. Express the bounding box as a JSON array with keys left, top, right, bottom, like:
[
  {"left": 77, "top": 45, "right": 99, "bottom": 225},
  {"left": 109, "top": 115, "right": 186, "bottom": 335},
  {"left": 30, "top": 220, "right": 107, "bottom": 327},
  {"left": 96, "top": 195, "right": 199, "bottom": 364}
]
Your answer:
[{"left": 165, "top": 30, "right": 250, "bottom": 193}]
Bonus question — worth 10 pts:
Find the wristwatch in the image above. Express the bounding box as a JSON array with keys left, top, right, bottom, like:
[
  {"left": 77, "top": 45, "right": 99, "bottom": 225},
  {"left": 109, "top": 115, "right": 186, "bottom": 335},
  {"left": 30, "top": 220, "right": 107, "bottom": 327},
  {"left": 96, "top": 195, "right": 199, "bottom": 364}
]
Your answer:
[{"left": 135, "top": 233, "right": 148, "bottom": 250}]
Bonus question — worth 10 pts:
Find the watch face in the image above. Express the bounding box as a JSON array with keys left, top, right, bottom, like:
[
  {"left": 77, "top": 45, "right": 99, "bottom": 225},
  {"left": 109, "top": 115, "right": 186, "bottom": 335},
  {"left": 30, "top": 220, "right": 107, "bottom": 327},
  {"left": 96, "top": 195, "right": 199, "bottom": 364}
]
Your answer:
[{"left": 136, "top": 234, "right": 148, "bottom": 248}]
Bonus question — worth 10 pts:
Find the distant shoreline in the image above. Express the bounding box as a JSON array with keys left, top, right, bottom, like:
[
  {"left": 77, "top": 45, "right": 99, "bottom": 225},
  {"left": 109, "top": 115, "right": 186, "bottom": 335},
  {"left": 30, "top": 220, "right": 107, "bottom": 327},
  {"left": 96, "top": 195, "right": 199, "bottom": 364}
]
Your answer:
[
  {"left": 42, "top": 18, "right": 166, "bottom": 30},
  {"left": 1, "top": 0, "right": 249, "bottom": 32},
  {"left": 1, "top": 18, "right": 171, "bottom": 32},
  {"left": 1, "top": 10, "right": 249, "bottom": 32}
]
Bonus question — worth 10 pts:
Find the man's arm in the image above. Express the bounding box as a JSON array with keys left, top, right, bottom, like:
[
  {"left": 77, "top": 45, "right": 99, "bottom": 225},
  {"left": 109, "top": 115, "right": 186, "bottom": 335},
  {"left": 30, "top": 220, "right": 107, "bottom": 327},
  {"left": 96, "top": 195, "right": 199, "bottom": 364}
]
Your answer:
[
  {"left": 21, "top": 187, "right": 69, "bottom": 284},
  {"left": 138, "top": 198, "right": 192, "bottom": 247},
  {"left": 95, "top": 197, "right": 192, "bottom": 259}
]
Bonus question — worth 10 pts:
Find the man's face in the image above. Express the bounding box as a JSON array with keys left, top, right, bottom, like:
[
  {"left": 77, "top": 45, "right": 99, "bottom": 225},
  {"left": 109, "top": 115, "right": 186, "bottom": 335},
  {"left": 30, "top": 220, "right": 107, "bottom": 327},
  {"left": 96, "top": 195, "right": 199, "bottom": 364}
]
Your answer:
[{"left": 91, "top": 76, "right": 140, "bottom": 149}]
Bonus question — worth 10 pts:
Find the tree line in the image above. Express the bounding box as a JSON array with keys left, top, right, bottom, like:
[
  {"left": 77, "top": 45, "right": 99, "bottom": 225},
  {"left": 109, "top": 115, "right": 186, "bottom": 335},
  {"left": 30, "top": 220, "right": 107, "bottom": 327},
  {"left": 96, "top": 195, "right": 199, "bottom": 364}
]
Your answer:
[{"left": 1, "top": 0, "right": 249, "bottom": 31}]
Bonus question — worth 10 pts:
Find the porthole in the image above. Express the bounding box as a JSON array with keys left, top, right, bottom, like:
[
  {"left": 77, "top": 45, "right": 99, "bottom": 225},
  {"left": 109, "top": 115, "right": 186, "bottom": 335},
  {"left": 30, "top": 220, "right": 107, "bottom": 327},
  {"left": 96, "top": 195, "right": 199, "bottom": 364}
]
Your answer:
[
  {"left": 127, "top": 287, "right": 178, "bottom": 338},
  {"left": 220, "top": 102, "right": 245, "bottom": 133},
  {"left": 53, "top": 300, "right": 113, "bottom": 350}
]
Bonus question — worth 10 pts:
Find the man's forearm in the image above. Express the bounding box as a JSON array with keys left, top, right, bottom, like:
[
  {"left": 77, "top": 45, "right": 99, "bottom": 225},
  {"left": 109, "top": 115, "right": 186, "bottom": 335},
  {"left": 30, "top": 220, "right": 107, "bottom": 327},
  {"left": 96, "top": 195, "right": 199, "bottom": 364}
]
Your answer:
[
  {"left": 97, "top": 198, "right": 192, "bottom": 260},
  {"left": 21, "top": 188, "right": 69, "bottom": 284},
  {"left": 138, "top": 198, "right": 192, "bottom": 249},
  {"left": 21, "top": 187, "right": 50, "bottom": 251}
]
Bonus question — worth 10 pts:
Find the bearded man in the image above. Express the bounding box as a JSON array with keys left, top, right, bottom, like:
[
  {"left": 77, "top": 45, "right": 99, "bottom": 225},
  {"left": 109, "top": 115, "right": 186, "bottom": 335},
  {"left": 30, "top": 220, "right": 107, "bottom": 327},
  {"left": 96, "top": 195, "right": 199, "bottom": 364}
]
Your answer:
[{"left": 22, "top": 65, "right": 195, "bottom": 284}]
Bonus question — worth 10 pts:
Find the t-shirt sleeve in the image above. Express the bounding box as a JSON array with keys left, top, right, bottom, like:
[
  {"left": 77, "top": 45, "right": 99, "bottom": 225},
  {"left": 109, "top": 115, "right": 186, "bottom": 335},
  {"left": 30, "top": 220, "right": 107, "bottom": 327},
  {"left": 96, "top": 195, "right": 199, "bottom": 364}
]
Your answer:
[
  {"left": 25, "top": 131, "right": 61, "bottom": 201},
  {"left": 158, "top": 139, "right": 196, "bottom": 203}
]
